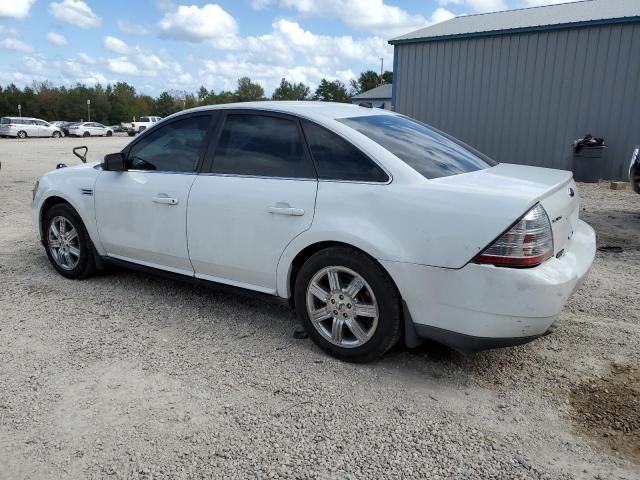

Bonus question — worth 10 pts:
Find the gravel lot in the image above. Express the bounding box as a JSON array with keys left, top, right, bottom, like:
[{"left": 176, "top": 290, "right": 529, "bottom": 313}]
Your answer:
[{"left": 1, "top": 136, "right": 639, "bottom": 479}]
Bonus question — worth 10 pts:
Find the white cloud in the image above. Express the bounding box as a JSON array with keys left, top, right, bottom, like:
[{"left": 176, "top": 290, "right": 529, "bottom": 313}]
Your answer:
[
  {"left": 274, "top": 0, "right": 428, "bottom": 37},
  {"left": 47, "top": 32, "right": 68, "bottom": 46},
  {"left": 525, "top": 0, "right": 576, "bottom": 6},
  {"left": 49, "top": 0, "right": 102, "bottom": 29},
  {"left": 0, "top": 0, "right": 36, "bottom": 18},
  {"left": 431, "top": 7, "right": 455, "bottom": 24},
  {"left": 104, "top": 36, "right": 129, "bottom": 55},
  {"left": 158, "top": 4, "right": 238, "bottom": 42},
  {"left": 106, "top": 57, "right": 141, "bottom": 76},
  {"left": 0, "top": 38, "right": 33, "bottom": 53},
  {"left": 23, "top": 56, "right": 47, "bottom": 74},
  {"left": 439, "top": 0, "right": 506, "bottom": 13},
  {"left": 77, "top": 52, "right": 97, "bottom": 64},
  {"left": 117, "top": 20, "right": 149, "bottom": 35},
  {"left": 251, "top": 0, "right": 273, "bottom": 9}
]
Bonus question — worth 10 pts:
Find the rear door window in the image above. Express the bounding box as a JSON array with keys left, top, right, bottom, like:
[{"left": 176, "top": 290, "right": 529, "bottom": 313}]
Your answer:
[
  {"left": 338, "top": 115, "right": 497, "bottom": 179},
  {"left": 211, "top": 114, "right": 315, "bottom": 179},
  {"left": 302, "top": 120, "right": 388, "bottom": 182}
]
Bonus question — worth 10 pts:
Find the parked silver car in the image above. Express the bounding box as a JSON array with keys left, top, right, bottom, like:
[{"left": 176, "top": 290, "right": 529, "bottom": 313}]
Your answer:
[
  {"left": 67, "top": 122, "right": 114, "bottom": 137},
  {"left": 0, "top": 117, "right": 63, "bottom": 138}
]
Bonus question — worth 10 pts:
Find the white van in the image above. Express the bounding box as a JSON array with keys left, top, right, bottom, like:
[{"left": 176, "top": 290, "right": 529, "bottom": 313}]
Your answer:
[{"left": 0, "top": 117, "right": 63, "bottom": 138}]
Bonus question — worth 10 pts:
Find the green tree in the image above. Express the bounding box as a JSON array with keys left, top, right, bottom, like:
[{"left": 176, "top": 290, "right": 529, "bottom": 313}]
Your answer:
[
  {"left": 349, "top": 70, "right": 380, "bottom": 95},
  {"left": 272, "top": 78, "right": 310, "bottom": 100},
  {"left": 314, "top": 79, "right": 350, "bottom": 103},
  {"left": 235, "top": 77, "right": 264, "bottom": 102},
  {"left": 382, "top": 70, "right": 393, "bottom": 84},
  {"left": 155, "top": 91, "right": 179, "bottom": 117}
]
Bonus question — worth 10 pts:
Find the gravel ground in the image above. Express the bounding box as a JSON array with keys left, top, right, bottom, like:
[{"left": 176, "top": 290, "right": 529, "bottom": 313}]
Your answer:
[{"left": 0, "top": 136, "right": 639, "bottom": 479}]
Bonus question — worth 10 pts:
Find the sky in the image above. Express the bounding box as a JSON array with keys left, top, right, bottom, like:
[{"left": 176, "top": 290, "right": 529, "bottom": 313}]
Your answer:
[{"left": 0, "top": 0, "right": 576, "bottom": 96}]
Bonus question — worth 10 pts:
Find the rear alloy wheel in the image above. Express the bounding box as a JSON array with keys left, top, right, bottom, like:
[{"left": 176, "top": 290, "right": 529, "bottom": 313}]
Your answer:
[
  {"left": 17, "top": 130, "right": 27, "bottom": 139},
  {"left": 83, "top": 131, "right": 90, "bottom": 137},
  {"left": 43, "top": 204, "right": 96, "bottom": 279},
  {"left": 295, "top": 247, "right": 402, "bottom": 362},
  {"left": 52, "top": 131, "right": 61, "bottom": 138}
]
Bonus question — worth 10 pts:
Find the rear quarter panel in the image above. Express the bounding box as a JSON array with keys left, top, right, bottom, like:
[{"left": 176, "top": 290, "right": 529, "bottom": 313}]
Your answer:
[{"left": 275, "top": 177, "right": 536, "bottom": 298}]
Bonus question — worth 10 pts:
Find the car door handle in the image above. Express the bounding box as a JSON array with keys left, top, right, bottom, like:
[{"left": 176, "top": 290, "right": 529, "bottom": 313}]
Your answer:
[
  {"left": 268, "top": 204, "right": 305, "bottom": 216},
  {"left": 152, "top": 196, "right": 178, "bottom": 205}
]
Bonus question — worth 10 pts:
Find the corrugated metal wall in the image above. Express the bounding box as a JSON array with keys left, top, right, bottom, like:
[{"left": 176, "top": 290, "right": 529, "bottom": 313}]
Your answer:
[{"left": 393, "top": 22, "right": 640, "bottom": 180}]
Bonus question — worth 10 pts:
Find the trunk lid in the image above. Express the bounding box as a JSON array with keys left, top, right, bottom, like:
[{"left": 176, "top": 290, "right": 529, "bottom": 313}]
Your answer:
[{"left": 432, "top": 163, "right": 579, "bottom": 258}]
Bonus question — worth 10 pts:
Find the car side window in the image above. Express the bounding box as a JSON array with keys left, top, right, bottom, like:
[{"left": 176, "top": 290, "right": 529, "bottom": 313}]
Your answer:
[
  {"left": 301, "top": 120, "right": 389, "bottom": 182},
  {"left": 35, "top": 120, "right": 48, "bottom": 126},
  {"left": 126, "top": 115, "right": 211, "bottom": 172},
  {"left": 212, "top": 114, "right": 316, "bottom": 179}
]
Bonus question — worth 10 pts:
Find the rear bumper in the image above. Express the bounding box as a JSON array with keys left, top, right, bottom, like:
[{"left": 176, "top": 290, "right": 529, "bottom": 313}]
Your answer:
[{"left": 383, "top": 219, "right": 596, "bottom": 351}]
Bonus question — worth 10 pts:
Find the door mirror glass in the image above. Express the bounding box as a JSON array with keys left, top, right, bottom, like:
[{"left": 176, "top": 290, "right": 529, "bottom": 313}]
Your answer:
[{"left": 103, "top": 152, "right": 126, "bottom": 171}]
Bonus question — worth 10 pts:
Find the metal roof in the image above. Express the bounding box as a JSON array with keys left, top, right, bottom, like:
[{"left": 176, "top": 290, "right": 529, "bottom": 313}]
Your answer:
[
  {"left": 350, "top": 84, "right": 392, "bottom": 101},
  {"left": 390, "top": 0, "right": 640, "bottom": 44}
]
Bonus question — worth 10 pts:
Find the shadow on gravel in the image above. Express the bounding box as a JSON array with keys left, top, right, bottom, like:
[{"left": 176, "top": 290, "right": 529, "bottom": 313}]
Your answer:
[{"left": 570, "top": 363, "right": 640, "bottom": 464}]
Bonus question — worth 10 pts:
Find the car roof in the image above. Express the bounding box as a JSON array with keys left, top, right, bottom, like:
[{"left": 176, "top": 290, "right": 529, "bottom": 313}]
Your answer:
[{"left": 178, "top": 101, "right": 396, "bottom": 123}]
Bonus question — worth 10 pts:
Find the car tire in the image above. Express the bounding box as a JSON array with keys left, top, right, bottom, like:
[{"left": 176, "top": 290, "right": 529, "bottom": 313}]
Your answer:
[
  {"left": 82, "top": 131, "right": 90, "bottom": 137},
  {"left": 127, "top": 131, "right": 135, "bottom": 137},
  {"left": 17, "top": 130, "right": 27, "bottom": 139},
  {"left": 106, "top": 130, "right": 113, "bottom": 137},
  {"left": 294, "top": 246, "right": 403, "bottom": 362},
  {"left": 43, "top": 204, "right": 97, "bottom": 280},
  {"left": 52, "top": 131, "right": 61, "bottom": 138}
]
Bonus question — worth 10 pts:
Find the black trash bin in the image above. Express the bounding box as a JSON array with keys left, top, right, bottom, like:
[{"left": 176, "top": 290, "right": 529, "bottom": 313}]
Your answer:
[{"left": 573, "top": 134, "right": 607, "bottom": 183}]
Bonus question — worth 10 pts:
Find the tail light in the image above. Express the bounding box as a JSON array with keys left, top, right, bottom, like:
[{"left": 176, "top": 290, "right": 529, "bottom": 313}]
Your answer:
[{"left": 474, "top": 203, "right": 553, "bottom": 267}]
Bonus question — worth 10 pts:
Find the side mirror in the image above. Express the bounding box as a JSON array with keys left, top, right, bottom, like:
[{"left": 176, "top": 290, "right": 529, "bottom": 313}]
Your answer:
[{"left": 102, "top": 152, "right": 126, "bottom": 171}]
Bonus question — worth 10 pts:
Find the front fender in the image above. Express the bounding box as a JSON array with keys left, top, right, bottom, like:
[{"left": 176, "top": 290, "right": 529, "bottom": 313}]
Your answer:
[{"left": 33, "top": 167, "right": 104, "bottom": 254}]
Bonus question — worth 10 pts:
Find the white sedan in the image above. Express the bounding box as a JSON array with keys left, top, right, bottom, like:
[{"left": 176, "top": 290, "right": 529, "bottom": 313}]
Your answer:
[
  {"left": 32, "top": 102, "right": 596, "bottom": 361},
  {"left": 67, "top": 122, "right": 114, "bottom": 137}
]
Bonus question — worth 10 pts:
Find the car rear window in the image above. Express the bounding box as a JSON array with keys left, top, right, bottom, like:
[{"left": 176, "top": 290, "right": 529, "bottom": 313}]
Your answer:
[
  {"left": 139, "top": 117, "right": 150, "bottom": 122},
  {"left": 338, "top": 115, "right": 497, "bottom": 179},
  {"left": 1, "top": 117, "right": 10, "bottom": 124}
]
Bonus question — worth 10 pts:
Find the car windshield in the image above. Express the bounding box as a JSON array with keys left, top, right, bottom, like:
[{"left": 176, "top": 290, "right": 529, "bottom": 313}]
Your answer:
[{"left": 338, "top": 114, "right": 497, "bottom": 179}]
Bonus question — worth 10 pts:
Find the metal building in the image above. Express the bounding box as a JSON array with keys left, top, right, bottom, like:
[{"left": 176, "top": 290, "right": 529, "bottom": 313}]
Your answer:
[
  {"left": 389, "top": 0, "right": 640, "bottom": 180},
  {"left": 350, "top": 84, "right": 393, "bottom": 110}
]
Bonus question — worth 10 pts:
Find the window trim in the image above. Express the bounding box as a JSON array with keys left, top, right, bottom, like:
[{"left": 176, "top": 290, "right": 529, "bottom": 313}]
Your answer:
[
  {"left": 201, "top": 109, "right": 318, "bottom": 181},
  {"left": 300, "top": 118, "right": 392, "bottom": 185},
  {"left": 121, "top": 111, "right": 219, "bottom": 174}
]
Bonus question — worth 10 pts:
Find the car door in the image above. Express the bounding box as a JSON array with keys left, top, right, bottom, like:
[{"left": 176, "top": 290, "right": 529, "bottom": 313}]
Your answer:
[
  {"left": 93, "top": 123, "right": 106, "bottom": 136},
  {"left": 187, "top": 111, "right": 318, "bottom": 294},
  {"left": 26, "top": 120, "right": 40, "bottom": 137},
  {"left": 94, "top": 112, "right": 216, "bottom": 275},
  {"left": 34, "top": 120, "right": 49, "bottom": 137}
]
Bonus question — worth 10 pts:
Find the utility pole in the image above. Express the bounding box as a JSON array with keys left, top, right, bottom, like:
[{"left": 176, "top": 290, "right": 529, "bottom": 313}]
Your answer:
[
  {"left": 380, "top": 57, "right": 384, "bottom": 84},
  {"left": 87, "top": 99, "right": 91, "bottom": 122}
]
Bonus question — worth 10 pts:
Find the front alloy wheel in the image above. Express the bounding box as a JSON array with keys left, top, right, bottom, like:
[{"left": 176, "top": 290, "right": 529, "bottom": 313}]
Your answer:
[
  {"left": 43, "top": 204, "right": 96, "bottom": 279},
  {"left": 48, "top": 216, "right": 81, "bottom": 270},
  {"left": 306, "top": 266, "right": 379, "bottom": 348}
]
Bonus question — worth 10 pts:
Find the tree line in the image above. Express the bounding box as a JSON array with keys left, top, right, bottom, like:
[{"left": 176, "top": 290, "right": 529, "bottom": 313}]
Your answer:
[{"left": 0, "top": 70, "right": 392, "bottom": 125}]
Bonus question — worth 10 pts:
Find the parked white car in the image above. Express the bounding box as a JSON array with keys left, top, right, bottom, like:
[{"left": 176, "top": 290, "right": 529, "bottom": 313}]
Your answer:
[
  {"left": 32, "top": 102, "right": 596, "bottom": 361},
  {"left": 0, "top": 117, "right": 63, "bottom": 138},
  {"left": 67, "top": 122, "right": 114, "bottom": 137}
]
